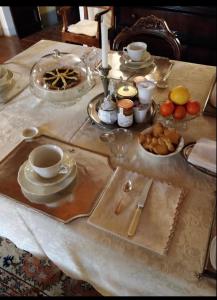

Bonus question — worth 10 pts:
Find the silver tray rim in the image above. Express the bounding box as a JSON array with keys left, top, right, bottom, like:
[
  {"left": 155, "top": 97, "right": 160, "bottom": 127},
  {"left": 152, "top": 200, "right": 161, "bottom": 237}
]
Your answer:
[
  {"left": 87, "top": 93, "right": 157, "bottom": 130},
  {"left": 181, "top": 142, "right": 216, "bottom": 177}
]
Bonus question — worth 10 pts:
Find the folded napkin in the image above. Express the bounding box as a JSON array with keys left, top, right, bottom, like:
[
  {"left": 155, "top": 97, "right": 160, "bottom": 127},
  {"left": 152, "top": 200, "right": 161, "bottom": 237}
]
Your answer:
[
  {"left": 88, "top": 167, "right": 184, "bottom": 255},
  {"left": 188, "top": 138, "right": 216, "bottom": 173}
]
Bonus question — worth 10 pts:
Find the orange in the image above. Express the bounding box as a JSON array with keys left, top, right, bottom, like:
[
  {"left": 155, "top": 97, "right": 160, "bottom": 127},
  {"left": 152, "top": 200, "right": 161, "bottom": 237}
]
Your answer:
[
  {"left": 186, "top": 100, "right": 200, "bottom": 115},
  {"left": 160, "top": 100, "right": 175, "bottom": 117},
  {"left": 173, "top": 105, "right": 186, "bottom": 120}
]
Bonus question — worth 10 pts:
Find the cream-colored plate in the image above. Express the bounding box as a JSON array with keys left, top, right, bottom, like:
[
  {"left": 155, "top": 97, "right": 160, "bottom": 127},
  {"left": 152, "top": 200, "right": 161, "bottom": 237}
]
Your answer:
[
  {"left": 210, "top": 236, "right": 216, "bottom": 270},
  {"left": 21, "top": 183, "right": 75, "bottom": 205},
  {"left": 24, "top": 152, "right": 76, "bottom": 187},
  {"left": 123, "top": 51, "right": 151, "bottom": 64},
  {"left": 121, "top": 52, "right": 153, "bottom": 69},
  {"left": 18, "top": 159, "right": 77, "bottom": 196}
]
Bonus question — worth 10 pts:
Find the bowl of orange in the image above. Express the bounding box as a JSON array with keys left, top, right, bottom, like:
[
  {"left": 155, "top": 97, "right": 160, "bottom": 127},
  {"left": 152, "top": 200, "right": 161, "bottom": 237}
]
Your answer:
[{"left": 157, "top": 86, "right": 201, "bottom": 129}]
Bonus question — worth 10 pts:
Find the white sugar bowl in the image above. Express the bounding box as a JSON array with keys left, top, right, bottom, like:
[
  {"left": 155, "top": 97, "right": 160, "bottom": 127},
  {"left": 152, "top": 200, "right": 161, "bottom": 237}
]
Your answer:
[{"left": 98, "top": 96, "right": 117, "bottom": 124}]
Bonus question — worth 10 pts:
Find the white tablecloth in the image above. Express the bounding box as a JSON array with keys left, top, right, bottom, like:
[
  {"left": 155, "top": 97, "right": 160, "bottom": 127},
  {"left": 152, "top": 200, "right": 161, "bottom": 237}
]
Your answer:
[{"left": 0, "top": 40, "right": 216, "bottom": 296}]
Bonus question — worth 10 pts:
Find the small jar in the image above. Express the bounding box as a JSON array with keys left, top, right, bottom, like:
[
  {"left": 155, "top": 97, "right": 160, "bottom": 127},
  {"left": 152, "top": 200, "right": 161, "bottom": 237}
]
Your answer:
[
  {"left": 117, "top": 99, "right": 134, "bottom": 127},
  {"left": 117, "top": 82, "right": 137, "bottom": 100}
]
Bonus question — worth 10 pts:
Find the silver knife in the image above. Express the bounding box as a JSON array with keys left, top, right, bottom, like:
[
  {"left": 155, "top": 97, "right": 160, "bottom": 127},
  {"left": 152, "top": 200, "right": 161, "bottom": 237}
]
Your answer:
[{"left": 127, "top": 178, "right": 153, "bottom": 237}]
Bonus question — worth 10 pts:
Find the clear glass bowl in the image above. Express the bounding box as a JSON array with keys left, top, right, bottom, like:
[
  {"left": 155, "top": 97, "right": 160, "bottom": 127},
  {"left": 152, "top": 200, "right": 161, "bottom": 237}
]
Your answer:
[
  {"left": 155, "top": 102, "right": 200, "bottom": 130},
  {"left": 30, "top": 49, "right": 95, "bottom": 106}
]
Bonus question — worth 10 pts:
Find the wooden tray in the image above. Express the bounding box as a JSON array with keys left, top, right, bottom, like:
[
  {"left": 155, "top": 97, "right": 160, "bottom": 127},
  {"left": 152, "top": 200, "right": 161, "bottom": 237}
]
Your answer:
[{"left": 0, "top": 135, "right": 114, "bottom": 223}]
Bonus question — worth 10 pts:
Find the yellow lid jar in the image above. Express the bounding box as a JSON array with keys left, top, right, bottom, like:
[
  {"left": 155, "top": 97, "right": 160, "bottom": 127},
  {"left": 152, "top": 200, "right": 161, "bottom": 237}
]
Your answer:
[{"left": 117, "top": 82, "right": 137, "bottom": 100}]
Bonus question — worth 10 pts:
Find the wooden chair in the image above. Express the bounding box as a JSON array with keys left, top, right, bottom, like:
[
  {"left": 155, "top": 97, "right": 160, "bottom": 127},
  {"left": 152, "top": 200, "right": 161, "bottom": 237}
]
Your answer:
[
  {"left": 113, "top": 15, "right": 182, "bottom": 60},
  {"left": 58, "top": 6, "right": 116, "bottom": 48}
]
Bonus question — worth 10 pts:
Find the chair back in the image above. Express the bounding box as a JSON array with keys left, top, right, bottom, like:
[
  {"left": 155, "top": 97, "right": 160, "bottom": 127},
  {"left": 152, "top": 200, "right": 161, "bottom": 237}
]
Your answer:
[
  {"left": 82, "top": 6, "right": 115, "bottom": 29},
  {"left": 113, "top": 15, "right": 182, "bottom": 60}
]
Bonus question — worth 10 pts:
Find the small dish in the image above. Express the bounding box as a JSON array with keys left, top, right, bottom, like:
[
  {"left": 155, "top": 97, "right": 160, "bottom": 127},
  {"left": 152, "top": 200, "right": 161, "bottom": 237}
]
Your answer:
[
  {"left": 138, "top": 125, "right": 184, "bottom": 158},
  {"left": 210, "top": 236, "right": 216, "bottom": 270},
  {"left": 24, "top": 152, "right": 76, "bottom": 186},
  {"left": 17, "top": 155, "right": 77, "bottom": 196},
  {"left": 22, "top": 127, "right": 40, "bottom": 140}
]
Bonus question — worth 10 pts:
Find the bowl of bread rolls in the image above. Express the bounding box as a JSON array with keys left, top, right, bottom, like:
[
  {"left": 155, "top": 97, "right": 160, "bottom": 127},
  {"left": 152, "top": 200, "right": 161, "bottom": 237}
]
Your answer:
[{"left": 138, "top": 122, "right": 184, "bottom": 157}]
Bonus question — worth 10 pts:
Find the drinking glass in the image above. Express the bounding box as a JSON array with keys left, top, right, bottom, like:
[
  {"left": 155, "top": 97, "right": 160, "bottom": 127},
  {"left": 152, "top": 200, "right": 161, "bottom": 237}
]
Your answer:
[{"left": 100, "top": 128, "right": 133, "bottom": 166}]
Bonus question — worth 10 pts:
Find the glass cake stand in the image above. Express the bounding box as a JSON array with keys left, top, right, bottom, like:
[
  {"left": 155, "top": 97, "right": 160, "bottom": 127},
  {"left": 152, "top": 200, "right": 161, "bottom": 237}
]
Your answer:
[{"left": 30, "top": 49, "right": 95, "bottom": 107}]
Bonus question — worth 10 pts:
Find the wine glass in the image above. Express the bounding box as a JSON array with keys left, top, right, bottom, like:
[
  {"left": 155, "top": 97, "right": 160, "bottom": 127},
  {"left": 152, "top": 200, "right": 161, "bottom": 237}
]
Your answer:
[{"left": 100, "top": 128, "right": 133, "bottom": 166}]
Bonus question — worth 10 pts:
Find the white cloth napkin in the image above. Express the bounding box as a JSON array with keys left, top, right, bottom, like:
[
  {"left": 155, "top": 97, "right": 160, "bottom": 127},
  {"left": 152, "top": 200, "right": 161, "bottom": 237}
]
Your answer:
[{"left": 188, "top": 138, "right": 216, "bottom": 173}]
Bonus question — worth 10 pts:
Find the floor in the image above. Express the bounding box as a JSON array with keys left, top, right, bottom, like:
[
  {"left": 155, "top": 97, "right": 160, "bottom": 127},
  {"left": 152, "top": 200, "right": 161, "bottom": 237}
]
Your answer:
[{"left": 0, "top": 25, "right": 63, "bottom": 64}]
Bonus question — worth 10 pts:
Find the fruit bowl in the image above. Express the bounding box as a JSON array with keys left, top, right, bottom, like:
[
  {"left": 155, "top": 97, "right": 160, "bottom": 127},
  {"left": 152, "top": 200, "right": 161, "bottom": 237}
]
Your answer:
[
  {"left": 138, "top": 123, "right": 184, "bottom": 158},
  {"left": 156, "top": 102, "right": 201, "bottom": 130}
]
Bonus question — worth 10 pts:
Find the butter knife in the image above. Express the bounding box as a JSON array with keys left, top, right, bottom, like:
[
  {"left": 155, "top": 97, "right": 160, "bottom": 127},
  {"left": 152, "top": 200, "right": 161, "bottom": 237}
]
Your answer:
[{"left": 127, "top": 178, "right": 153, "bottom": 237}]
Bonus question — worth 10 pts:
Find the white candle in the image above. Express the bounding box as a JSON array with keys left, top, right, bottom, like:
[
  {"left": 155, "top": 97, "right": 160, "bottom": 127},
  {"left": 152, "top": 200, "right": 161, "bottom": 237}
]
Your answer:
[{"left": 101, "top": 20, "right": 108, "bottom": 68}]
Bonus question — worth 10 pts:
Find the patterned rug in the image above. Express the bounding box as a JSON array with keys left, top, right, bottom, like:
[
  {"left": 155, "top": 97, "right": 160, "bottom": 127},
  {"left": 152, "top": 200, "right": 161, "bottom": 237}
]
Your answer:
[{"left": 0, "top": 236, "right": 101, "bottom": 296}]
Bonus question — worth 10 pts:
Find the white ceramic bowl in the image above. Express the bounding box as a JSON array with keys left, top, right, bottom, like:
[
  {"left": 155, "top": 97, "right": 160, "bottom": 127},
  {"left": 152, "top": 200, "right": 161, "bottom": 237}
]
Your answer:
[{"left": 138, "top": 126, "right": 184, "bottom": 158}]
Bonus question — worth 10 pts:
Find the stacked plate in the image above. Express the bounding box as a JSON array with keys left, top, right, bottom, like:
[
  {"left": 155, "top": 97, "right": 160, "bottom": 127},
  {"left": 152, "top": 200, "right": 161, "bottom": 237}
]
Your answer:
[
  {"left": 120, "top": 51, "right": 154, "bottom": 70},
  {"left": 17, "top": 152, "right": 77, "bottom": 205}
]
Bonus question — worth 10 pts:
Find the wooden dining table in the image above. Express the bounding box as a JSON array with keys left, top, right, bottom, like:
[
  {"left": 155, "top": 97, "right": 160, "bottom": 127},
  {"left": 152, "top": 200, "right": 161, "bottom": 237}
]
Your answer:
[{"left": 0, "top": 39, "right": 216, "bottom": 296}]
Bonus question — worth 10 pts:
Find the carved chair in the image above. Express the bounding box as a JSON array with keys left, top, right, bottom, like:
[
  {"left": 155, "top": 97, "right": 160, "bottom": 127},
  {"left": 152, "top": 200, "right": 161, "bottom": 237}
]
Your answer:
[
  {"left": 113, "top": 15, "right": 182, "bottom": 60},
  {"left": 58, "top": 6, "right": 116, "bottom": 48}
]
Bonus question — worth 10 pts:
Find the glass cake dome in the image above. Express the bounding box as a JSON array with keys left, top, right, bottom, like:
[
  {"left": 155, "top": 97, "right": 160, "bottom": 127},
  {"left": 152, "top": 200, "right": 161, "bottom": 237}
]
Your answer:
[{"left": 30, "top": 49, "right": 95, "bottom": 106}]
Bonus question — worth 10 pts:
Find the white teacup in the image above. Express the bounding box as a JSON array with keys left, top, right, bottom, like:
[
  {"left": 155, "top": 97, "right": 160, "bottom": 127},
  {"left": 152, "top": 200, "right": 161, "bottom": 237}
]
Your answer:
[
  {"left": 123, "top": 42, "right": 147, "bottom": 62},
  {"left": 29, "top": 144, "right": 68, "bottom": 179},
  {"left": 133, "top": 104, "right": 149, "bottom": 123},
  {"left": 136, "top": 80, "right": 156, "bottom": 104}
]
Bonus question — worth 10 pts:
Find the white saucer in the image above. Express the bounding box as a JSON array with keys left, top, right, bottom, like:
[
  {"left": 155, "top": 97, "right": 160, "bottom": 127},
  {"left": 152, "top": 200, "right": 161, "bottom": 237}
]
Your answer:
[
  {"left": 210, "top": 236, "right": 216, "bottom": 270},
  {"left": 17, "top": 159, "right": 77, "bottom": 197},
  {"left": 121, "top": 52, "right": 154, "bottom": 69},
  {"left": 24, "top": 152, "right": 76, "bottom": 187}
]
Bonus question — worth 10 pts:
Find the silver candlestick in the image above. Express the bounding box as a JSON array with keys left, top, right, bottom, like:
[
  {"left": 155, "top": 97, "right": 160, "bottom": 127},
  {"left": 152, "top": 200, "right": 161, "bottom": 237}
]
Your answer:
[{"left": 98, "top": 65, "right": 112, "bottom": 98}]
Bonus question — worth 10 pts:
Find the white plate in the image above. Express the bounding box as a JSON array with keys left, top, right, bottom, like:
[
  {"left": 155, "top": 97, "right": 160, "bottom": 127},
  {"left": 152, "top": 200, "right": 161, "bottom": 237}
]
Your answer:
[
  {"left": 210, "top": 236, "right": 216, "bottom": 270},
  {"left": 24, "top": 152, "right": 76, "bottom": 186},
  {"left": 18, "top": 159, "right": 77, "bottom": 196},
  {"left": 122, "top": 51, "right": 152, "bottom": 64},
  {"left": 21, "top": 182, "right": 75, "bottom": 205},
  {"left": 138, "top": 126, "right": 184, "bottom": 158},
  {"left": 121, "top": 52, "right": 154, "bottom": 69}
]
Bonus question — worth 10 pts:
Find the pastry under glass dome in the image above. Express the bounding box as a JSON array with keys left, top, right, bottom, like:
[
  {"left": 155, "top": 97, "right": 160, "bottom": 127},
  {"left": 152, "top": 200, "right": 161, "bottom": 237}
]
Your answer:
[{"left": 30, "top": 49, "right": 95, "bottom": 106}]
